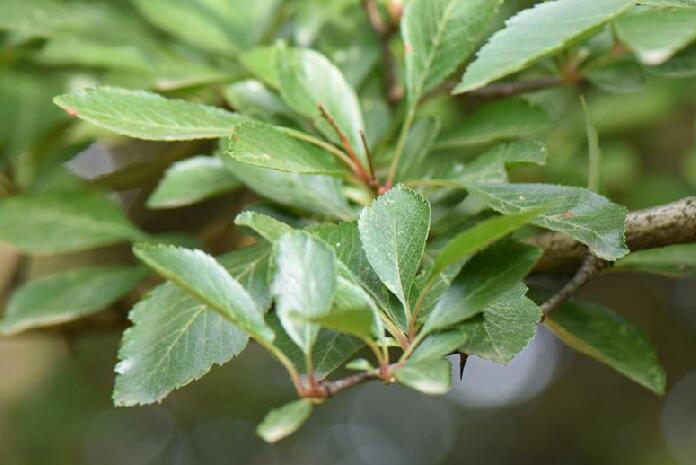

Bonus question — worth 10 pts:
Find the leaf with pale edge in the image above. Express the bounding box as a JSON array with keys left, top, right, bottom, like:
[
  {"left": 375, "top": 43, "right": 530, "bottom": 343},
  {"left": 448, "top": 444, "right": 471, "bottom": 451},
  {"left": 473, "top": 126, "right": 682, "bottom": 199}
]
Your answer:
[
  {"left": 114, "top": 244, "right": 272, "bottom": 406},
  {"left": 437, "top": 98, "right": 551, "bottom": 148},
  {"left": 257, "top": 399, "right": 313, "bottom": 443},
  {"left": 402, "top": 0, "right": 502, "bottom": 102},
  {"left": 0, "top": 266, "right": 147, "bottom": 335},
  {"left": 458, "top": 284, "right": 540, "bottom": 365},
  {"left": 235, "top": 211, "right": 294, "bottom": 242},
  {"left": 276, "top": 46, "right": 368, "bottom": 167},
  {"left": 148, "top": 156, "right": 241, "bottom": 208},
  {"left": 54, "top": 87, "right": 245, "bottom": 140},
  {"left": 358, "top": 185, "right": 431, "bottom": 312},
  {"left": 225, "top": 121, "right": 344, "bottom": 175},
  {"left": 133, "top": 243, "right": 273, "bottom": 341},
  {"left": 272, "top": 232, "right": 336, "bottom": 353},
  {"left": 455, "top": 0, "right": 633, "bottom": 93},
  {"left": 423, "top": 241, "right": 541, "bottom": 334},
  {"left": 394, "top": 358, "right": 451, "bottom": 395},
  {"left": 461, "top": 182, "right": 628, "bottom": 261},
  {"left": 545, "top": 298, "right": 666, "bottom": 394},
  {"left": 0, "top": 192, "right": 145, "bottom": 253}
]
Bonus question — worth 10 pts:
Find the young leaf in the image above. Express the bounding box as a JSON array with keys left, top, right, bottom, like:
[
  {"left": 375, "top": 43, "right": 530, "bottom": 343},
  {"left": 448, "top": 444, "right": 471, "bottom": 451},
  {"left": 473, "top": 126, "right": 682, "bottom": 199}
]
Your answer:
[
  {"left": 272, "top": 232, "right": 337, "bottom": 354},
  {"left": 402, "top": 0, "right": 503, "bottom": 103},
  {"left": 545, "top": 298, "right": 666, "bottom": 394},
  {"left": 54, "top": 87, "right": 245, "bottom": 141},
  {"left": 114, "top": 244, "right": 273, "bottom": 406},
  {"left": 223, "top": 159, "right": 354, "bottom": 220},
  {"left": 240, "top": 47, "right": 280, "bottom": 89},
  {"left": 267, "top": 314, "right": 364, "bottom": 378},
  {"left": 0, "top": 192, "right": 145, "bottom": 253},
  {"left": 422, "top": 241, "right": 541, "bottom": 334},
  {"left": 114, "top": 283, "right": 249, "bottom": 406},
  {"left": 455, "top": 0, "right": 634, "bottom": 93},
  {"left": 394, "top": 358, "right": 451, "bottom": 395},
  {"left": 430, "top": 209, "right": 542, "bottom": 279},
  {"left": 225, "top": 121, "right": 345, "bottom": 175},
  {"left": 458, "top": 284, "right": 541, "bottom": 365},
  {"left": 133, "top": 243, "right": 273, "bottom": 342},
  {"left": 615, "top": 7, "right": 696, "bottom": 65},
  {"left": 133, "top": 0, "right": 279, "bottom": 54},
  {"left": 0, "top": 266, "right": 147, "bottom": 335},
  {"left": 455, "top": 140, "right": 548, "bottom": 183},
  {"left": 616, "top": 243, "right": 696, "bottom": 277},
  {"left": 358, "top": 185, "right": 431, "bottom": 311},
  {"left": 235, "top": 211, "right": 294, "bottom": 242},
  {"left": 276, "top": 46, "right": 368, "bottom": 166},
  {"left": 147, "top": 156, "right": 241, "bottom": 209},
  {"left": 224, "top": 80, "right": 295, "bottom": 123},
  {"left": 461, "top": 182, "right": 629, "bottom": 261},
  {"left": 309, "top": 221, "right": 396, "bottom": 316},
  {"left": 436, "top": 98, "right": 551, "bottom": 148},
  {"left": 311, "top": 277, "right": 379, "bottom": 340},
  {"left": 410, "top": 330, "right": 469, "bottom": 362},
  {"left": 256, "top": 399, "right": 313, "bottom": 443}
]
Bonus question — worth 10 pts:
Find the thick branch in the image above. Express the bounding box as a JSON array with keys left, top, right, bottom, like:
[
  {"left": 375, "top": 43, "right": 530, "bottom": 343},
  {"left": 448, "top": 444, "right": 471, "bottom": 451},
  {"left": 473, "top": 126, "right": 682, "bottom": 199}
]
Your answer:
[{"left": 533, "top": 197, "right": 696, "bottom": 274}]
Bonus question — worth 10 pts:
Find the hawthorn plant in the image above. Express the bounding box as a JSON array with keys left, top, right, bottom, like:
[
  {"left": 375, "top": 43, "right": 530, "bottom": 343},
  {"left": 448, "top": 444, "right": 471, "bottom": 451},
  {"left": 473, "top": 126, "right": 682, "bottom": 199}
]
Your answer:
[{"left": 1, "top": 0, "right": 696, "bottom": 442}]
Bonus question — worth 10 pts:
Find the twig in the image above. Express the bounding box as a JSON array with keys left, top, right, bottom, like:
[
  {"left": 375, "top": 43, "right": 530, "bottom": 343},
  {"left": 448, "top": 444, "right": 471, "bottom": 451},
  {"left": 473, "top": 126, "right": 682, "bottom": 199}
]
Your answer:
[
  {"left": 362, "top": 0, "right": 402, "bottom": 105},
  {"left": 539, "top": 255, "right": 611, "bottom": 318},
  {"left": 533, "top": 197, "right": 696, "bottom": 274},
  {"left": 317, "top": 103, "right": 373, "bottom": 184},
  {"left": 317, "top": 363, "right": 400, "bottom": 398}
]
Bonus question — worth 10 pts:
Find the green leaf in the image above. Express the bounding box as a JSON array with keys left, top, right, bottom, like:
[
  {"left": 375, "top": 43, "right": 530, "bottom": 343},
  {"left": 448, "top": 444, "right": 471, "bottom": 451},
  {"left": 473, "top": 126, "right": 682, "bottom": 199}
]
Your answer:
[
  {"left": 311, "top": 277, "right": 379, "bottom": 340},
  {"left": 54, "top": 87, "right": 245, "bottom": 141},
  {"left": 256, "top": 399, "right": 313, "bottom": 443},
  {"left": 223, "top": 159, "right": 354, "bottom": 220},
  {"left": 358, "top": 185, "right": 431, "bottom": 311},
  {"left": 422, "top": 241, "right": 541, "bottom": 334},
  {"left": 132, "top": 0, "right": 279, "bottom": 54},
  {"left": 309, "top": 221, "right": 396, "bottom": 315},
  {"left": 402, "top": 0, "right": 503, "bottom": 102},
  {"left": 430, "top": 209, "right": 542, "bottom": 279},
  {"left": 218, "top": 244, "right": 275, "bottom": 312},
  {"left": 225, "top": 121, "right": 345, "bottom": 175},
  {"left": 267, "top": 314, "right": 364, "bottom": 377},
  {"left": 437, "top": 98, "right": 551, "bottom": 148},
  {"left": 0, "top": 192, "right": 145, "bottom": 253},
  {"left": 411, "top": 329, "right": 469, "bottom": 362},
  {"left": 581, "top": 96, "right": 601, "bottom": 193},
  {"left": 147, "top": 156, "right": 241, "bottom": 209},
  {"left": 545, "top": 298, "right": 666, "bottom": 394},
  {"left": 457, "top": 284, "right": 540, "bottom": 365},
  {"left": 272, "top": 232, "right": 337, "bottom": 354},
  {"left": 394, "top": 358, "right": 451, "bottom": 395},
  {"left": 276, "top": 46, "right": 368, "bottom": 167},
  {"left": 0, "top": 266, "right": 147, "bottom": 335},
  {"left": 616, "top": 243, "right": 696, "bottom": 277},
  {"left": 462, "top": 182, "right": 629, "bottom": 260},
  {"left": 240, "top": 47, "right": 280, "bottom": 89},
  {"left": 397, "top": 117, "right": 442, "bottom": 181},
  {"left": 638, "top": 0, "right": 696, "bottom": 7},
  {"left": 133, "top": 243, "right": 273, "bottom": 341},
  {"left": 455, "top": 0, "right": 634, "bottom": 93},
  {"left": 454, "top": 140, "right": 548, "bottom": 183},
  {"left": 234, "top": 211, "right": 294, "bottom": 242},
  {"left": 615, "top": 7, "right": 696, "bottom": 65},
  {"left": 587, "top": 60, "right": 646, "bottom": 93},
  {"left": 113, "top": 283, "right": 249, "bottom": 406},
  {"left": 224, "top": 80, "right": 295, "bottom": 123},
  {"left": 113, "top": 243, "right": 273, "bottom": 406},
  {"left": 650, "top": 44, "right": 696, "bottom": 77}
]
